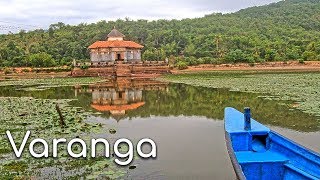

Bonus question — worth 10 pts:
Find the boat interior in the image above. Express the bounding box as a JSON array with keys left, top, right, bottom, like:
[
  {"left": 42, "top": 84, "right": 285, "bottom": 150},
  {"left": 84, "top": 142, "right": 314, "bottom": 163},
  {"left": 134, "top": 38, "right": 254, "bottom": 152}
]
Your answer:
[{"left": 225, "top": 107, "right": 320, "bottom": 180}]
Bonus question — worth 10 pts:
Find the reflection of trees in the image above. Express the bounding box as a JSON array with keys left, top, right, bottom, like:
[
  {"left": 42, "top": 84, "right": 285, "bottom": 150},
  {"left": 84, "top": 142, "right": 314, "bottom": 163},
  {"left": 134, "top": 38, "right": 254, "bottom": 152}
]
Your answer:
[
  {"left": 125, "top": 84, "right": 318, "bottom": 132},
  {"left": 0, "top": 83, "right": 318, "bottom": 132}
]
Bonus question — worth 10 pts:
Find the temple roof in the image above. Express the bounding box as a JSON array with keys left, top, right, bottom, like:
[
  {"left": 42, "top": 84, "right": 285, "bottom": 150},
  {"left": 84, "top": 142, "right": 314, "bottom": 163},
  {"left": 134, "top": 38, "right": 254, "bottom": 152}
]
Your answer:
[
  {"left": 89, "top": 27, "right": 143, "bottom": 49},
  {"left": 88, "top": 40, "right": 144, "bottom": 49},
  {"left": 107, "top": 28, "right": 125, "bottom": 38}
]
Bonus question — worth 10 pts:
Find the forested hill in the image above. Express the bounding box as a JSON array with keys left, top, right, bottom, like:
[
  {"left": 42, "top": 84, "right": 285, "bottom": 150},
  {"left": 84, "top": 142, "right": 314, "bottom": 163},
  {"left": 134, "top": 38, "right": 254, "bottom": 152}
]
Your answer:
[{"left": 0, "top": 0, "right": 320, "bottom": 67}]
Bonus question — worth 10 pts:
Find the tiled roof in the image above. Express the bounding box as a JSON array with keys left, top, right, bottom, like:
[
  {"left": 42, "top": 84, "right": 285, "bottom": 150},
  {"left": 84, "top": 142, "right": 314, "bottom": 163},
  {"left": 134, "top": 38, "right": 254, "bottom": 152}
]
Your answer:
[
  {"left": 107, "top": 28, "right": 125, "bottom": 38},
  {"left": 88, "top": 40, "right": 144, "bottom": 49}
]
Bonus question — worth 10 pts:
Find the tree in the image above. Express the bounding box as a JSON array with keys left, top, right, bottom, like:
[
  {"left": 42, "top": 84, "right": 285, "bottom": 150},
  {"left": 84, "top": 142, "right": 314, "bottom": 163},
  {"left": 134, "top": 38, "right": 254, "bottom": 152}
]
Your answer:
[
  {"left": 48, "top": 27, "right": 54, "bottom": 38},
  {"left": 265, "top": 49, "right": 277, "bottom": 61},
  {"left": 184, "top": 44, "right": 196, "bottom": 57},
  {"left": 142, "top": 49, "right": 157, "bottom": 61},
  {"left": 0, "top": 0, "right": 319, "bottom": 67},
  {"left": 302, "top": 51, "right": 317, "bottom": 61},
  {"left": 27, "top": 52, "right": 56, "bottom": 67},
  {"left": 286, "top": 47, "right": 301, "bottom": 60},
  {"left": 225, "top": 49, "right": 245, "bottom": 63}
]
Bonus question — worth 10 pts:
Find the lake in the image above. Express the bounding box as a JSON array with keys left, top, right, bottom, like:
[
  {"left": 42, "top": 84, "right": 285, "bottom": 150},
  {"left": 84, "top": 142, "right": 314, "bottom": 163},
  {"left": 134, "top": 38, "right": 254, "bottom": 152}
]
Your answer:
[{"left": 0, "top": 78, "right": 319, "bottom": 179}]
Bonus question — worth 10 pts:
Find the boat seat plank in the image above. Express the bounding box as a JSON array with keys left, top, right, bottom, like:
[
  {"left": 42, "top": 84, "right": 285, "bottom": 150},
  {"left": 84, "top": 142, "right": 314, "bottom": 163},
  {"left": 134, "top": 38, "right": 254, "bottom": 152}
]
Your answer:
[{"left": 235, "top": 151, "right": 288, "bottom": 164}]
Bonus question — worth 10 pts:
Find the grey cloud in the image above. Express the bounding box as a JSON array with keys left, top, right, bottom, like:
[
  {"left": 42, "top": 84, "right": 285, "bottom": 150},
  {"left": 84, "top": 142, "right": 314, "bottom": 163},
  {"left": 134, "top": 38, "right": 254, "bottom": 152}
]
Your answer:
[
  {"left": 171, "top": 0, "right": 281, "bottom": 11},
  {"left": 0, "top": 0, "right": 281, "bottom": 34}
]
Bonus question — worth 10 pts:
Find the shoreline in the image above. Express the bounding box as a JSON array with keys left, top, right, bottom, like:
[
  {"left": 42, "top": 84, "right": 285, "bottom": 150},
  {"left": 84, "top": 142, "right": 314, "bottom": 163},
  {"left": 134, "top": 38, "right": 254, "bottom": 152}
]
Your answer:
[
  {"left": 171, "top": 61, "right": 320, "bottom": 74},
  {"left": 1, "top": 61, "right": 320, "bottom": 79}
]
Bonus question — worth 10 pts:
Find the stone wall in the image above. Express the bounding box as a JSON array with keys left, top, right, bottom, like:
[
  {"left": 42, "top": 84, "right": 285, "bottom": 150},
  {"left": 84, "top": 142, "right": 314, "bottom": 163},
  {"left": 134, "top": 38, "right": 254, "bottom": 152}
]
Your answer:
[
  {"left": 90, "top": 52, "right": 99, "bottom": 62},
  {"left": 90, "top": 50, "right": 113, "bottom": 62},
  {"left": 125, "top": 50, "right": 141, "bottom": 62},
  {"left": 71, "top": 64, "right": 170, "bottom": 77},
  {"left": 90, "top": 48, "right": 142, "bottom": 62}
]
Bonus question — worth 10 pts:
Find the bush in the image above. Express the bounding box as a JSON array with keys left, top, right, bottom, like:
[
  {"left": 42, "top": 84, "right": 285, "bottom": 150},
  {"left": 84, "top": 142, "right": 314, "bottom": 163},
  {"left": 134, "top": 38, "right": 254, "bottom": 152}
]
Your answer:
[
  {"left": 249, "top": 62, "right": 255, "bottom": 67},
  {"left": 80, "top": 64, "right": 89, "bottom": 70},
  {"left": 176, "top": 61, "right": 188, "bottom": 70},
  {"left": 202, "top": 57, "right": 213, "bottom": 64},
  {"left": 60, "top": 57, "right": 73, "bottom": 65},
  {"left": 265, "top": 49, "right": 277, "bottom": 61},
  {"left": 27, "top": 52, "right": 56, "bottom": 67},
  {"left": 286, "top": 47, "right": 301, "bottom": 60},
  {"left": 3, "top": 67, "right": 13, "bottom": 75},
  {"left": 225, "top": 49, "right": 245, "bottom": 63},
  {"left": 209, "top": 58, "right": 222, "bottom": 65},
  {"left": 302, "top": 51, "right": 316, "bottom": 61},
  {"left": 247, "top": 56, "right": 255, "bottom": 64},
  {"left": 142, "top": 49, "right": 158, "bottom": 61},
  {"left": 247, "top": 57, "right": 256, "bottom": 67},
  {"left": 22, "top": 69, "right": 30, "bottom": 73},
  {"left": 197, "top": 58, "right": 206, "bottom": 64},
  {"left": 298, "top": 59, "right": 305, "bottom": 64},
  {"left": 33, "top": 69, "right": 42, "bottom": 73},
  {"left": 255, "top": 58, "right": 265, "bottom": 64},
  {"left": 185, "top": 56, "right": 199, "bottom": 66}
]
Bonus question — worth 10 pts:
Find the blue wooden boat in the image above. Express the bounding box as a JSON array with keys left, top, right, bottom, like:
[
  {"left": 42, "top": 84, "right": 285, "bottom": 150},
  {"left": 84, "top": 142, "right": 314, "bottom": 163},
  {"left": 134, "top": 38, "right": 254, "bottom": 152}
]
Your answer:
[{"left": 224, "top": 107, "right": 320, "bottom": 180}]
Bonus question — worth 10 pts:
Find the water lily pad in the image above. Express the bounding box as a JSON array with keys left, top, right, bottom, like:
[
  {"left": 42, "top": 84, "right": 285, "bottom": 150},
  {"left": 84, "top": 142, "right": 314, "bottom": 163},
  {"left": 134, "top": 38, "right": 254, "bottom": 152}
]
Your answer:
[
  {"left": 109, "top": 128, "right": 116, "bottom": 134},
  {"left": 129, "top": 165, "right": 137, "bottom": 170}
]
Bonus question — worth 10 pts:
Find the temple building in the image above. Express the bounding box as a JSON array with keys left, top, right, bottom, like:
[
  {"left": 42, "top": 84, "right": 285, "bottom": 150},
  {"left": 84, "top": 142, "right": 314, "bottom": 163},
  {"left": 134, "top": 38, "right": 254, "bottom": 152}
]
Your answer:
[{"left": 88, "top": 28, "right": 144, "bottom": 63}]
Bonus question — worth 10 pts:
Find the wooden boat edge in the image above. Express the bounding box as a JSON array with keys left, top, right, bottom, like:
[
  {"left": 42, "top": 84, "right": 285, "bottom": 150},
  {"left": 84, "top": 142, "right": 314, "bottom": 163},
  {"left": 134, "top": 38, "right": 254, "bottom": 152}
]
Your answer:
[{"left": 224, "top": 128, "right": 246, "bottom": 180}]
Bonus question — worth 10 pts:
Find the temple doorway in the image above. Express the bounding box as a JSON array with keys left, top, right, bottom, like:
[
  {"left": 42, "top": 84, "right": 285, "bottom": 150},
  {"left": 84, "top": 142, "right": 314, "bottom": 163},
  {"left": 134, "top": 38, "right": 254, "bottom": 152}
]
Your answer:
[{"left": 117, "top": 53, "right": 121, "bottom": 60}]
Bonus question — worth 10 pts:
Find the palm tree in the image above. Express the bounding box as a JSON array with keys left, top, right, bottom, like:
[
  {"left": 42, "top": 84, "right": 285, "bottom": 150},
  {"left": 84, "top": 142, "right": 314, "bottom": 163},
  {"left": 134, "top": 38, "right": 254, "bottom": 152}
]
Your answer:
[{"left": 215, "top": 35, "right": 222, "bottom": 58}]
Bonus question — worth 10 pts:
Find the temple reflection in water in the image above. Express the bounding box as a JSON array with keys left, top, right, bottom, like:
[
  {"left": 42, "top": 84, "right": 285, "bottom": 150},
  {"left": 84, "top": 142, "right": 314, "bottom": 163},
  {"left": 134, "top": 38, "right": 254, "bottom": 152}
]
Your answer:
[{"left": 74, "top": 78, "right": 168, "bottom": 116}]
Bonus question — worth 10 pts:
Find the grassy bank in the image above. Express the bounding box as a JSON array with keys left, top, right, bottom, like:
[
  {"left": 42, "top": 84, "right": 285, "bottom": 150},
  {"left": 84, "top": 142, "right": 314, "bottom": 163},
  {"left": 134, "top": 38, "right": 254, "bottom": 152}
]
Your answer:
[{"left": 161, "top": 71, "right": 320, "bottom": 119}]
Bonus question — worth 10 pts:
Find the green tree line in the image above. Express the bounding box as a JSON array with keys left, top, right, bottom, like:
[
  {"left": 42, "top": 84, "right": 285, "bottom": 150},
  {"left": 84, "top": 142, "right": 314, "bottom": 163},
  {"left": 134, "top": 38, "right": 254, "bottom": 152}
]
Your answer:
[{"left": 0, "top": 0, "right": 319, "bottom": 67}]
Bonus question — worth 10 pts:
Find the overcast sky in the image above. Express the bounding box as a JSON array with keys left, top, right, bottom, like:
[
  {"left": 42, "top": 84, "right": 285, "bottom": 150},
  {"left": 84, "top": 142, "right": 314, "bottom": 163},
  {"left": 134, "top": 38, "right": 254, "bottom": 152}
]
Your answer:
[{"left": 0, "top": 0, "right": 281, "bottom": 34}]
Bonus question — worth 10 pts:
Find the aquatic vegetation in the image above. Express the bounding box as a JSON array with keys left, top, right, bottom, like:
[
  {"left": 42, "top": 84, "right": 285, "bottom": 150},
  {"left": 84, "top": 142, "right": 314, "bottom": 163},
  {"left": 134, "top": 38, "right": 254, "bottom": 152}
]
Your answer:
[
  {"left": 162, "top": 71, "right": 320, "bottom": 120},
  {"left": 109, "top": 128, "right": 117, "bottom": 134},
  {"left": 0, "top": 97, "right": 124, "bottom": 179},
  {"left": 0, "top": 77, "right": 105, "bottom": 88}
]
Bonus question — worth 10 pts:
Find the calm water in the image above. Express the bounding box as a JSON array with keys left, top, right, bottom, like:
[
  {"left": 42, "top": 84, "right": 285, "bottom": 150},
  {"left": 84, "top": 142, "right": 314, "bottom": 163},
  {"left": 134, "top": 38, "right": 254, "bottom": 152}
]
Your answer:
[{"left": 0, "top": 78, "right": 319, "bottom": 179}]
